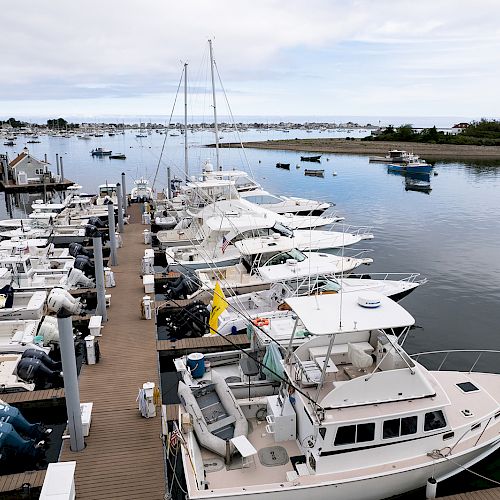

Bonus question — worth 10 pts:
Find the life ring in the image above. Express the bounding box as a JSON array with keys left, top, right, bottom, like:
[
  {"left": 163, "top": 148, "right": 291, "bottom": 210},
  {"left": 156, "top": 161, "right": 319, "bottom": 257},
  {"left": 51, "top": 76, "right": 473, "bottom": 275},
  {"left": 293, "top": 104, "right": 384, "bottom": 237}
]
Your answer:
[{"left": 252, "top": 318, "right": 270, "bottom": 327}]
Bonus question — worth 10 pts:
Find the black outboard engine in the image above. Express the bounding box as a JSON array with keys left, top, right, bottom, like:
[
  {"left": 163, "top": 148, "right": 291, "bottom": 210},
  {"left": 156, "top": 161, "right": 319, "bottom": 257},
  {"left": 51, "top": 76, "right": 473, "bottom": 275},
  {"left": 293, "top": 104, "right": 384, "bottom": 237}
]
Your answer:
[
  {"left": 69, "top": 242, "right": 93, "bottom": 258},
  {"left": 0, "top": 284, "right": 15, "bottom": 309},
  {"left": 21, "top": 349, "right": 62, "bottom": 371},
  {"left": 85, "top": 224, "right": 100, "bottom": 238},
  {"left": 88, "top": 216, "right": 107, "bottom": 228},
  {"left": 162, "top": 301, "right": 209, "bottom": 338},
  {"left": 16, "top": 357, "right": 62, "bottom": 387},
  {"left": 163, "top": 273, "right": 200, "bottom": 300},
  {"left": 74, "top": 255, "right": 95, "bottom": 278}
]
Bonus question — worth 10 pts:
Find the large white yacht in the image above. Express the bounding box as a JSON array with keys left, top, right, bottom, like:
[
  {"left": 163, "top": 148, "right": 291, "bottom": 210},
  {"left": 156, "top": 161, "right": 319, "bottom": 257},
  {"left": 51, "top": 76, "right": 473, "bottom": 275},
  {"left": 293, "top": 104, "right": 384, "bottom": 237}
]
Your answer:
[{"left": 177, "top": 292, "right": 500, "bottom": 500}]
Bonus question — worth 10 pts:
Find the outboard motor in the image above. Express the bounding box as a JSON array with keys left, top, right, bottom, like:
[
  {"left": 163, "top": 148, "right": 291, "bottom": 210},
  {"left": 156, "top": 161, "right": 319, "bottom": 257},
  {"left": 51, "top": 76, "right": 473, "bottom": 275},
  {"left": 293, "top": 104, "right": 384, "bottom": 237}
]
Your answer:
[
  {"left": 162, "top": 301, "right": 209, "bottom": 338},
  {"left": 74, "top": 255, "right": 95, "bottom": 278},
  {"left": 16, "top": 357, "right": 62, "bottom": 386},
  {"left": 21, "top": 349, "right": 62, "bottom": 371},
  {"left": 66, "top": 268, "right": 95, "bottom": 289},
  {"left": 69, "top": 242, "right": 93, "bottom": 258},
  {"left": 84, "top": 224, "right": 100, "bottom": 238},
  {"left": 88, "top": 216, "right": 106, "bottom": 228},
  {"left": 47, "top": 288, "right": 84, "bottom": 316},
  {"left": 0, "top": 422, "right": 45, "bottom": 468},
  {"left": 0, "top": 403, "right": 50, "bottom": 442},
  {"left": 37, "top": 316, "right": 60, "bottom": 346},
  {"left": 163, "top": 268, "right": 200, "bottom": 300}
]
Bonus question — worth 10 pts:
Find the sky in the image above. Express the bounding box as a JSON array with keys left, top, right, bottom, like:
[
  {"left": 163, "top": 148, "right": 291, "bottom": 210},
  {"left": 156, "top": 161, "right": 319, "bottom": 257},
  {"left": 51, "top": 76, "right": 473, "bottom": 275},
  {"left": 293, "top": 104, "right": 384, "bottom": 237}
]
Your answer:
[{"left": 1, "top": 0, "right": 499, "bottom": 122}]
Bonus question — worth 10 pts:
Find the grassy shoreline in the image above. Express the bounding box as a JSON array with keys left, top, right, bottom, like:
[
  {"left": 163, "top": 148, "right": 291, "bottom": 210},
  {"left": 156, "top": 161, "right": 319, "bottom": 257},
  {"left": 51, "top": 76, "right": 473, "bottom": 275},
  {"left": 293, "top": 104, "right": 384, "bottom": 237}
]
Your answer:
[{"left": 208, "top": 139, "right": 500, "bottom": 160}]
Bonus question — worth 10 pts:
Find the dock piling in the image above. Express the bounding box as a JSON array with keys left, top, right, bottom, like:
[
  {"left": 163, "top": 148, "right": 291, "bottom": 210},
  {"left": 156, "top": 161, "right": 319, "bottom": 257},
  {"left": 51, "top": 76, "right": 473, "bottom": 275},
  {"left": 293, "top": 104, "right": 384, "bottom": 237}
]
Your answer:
[
  {"left": 121, "top": 172, "right": 127, "bottom": 214},
  {"left": 57, "top": 314, "right": 85, "bottom": 452},
  {"left": 93, "top": 235, "right": 107, "bottom": 322},
  {"left": 55, "top": 154, "right": 59, "bottom": 176},
  {"left": 116, "top": 182, "right": 125, "bottom": 233},
  {"left": 107, "top": 203, "right": 118, "bottom": 266},
  {"left": 59, "top": 157, "right": 64, "bottom": 182}
]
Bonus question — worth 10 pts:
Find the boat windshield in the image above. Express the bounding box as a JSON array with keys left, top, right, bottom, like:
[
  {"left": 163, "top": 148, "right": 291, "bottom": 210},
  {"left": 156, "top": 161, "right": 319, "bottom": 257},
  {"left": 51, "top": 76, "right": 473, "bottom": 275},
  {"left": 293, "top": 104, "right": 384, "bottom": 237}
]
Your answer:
[
  {"left": 242, "top": 194, "right": 281, "bottom": 205},
  {"left": 262, "top": 248, "right": 306, "bottom": 267},
  {"left": 272, "top": 222, "right": 293, "bottom": 238}
]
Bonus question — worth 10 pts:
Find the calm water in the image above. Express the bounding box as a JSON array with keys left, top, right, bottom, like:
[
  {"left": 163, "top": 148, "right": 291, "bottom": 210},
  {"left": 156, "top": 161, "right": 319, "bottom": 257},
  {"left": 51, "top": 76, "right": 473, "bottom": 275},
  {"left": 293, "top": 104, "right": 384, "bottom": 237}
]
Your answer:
[{"left": 3, "top": 129, "right": 500, "bottom": 496}]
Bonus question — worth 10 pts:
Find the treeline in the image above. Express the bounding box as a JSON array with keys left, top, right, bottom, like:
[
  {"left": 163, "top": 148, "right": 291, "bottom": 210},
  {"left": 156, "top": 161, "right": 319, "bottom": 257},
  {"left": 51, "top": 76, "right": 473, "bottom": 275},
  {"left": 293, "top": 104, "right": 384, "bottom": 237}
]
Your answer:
[
  {"left": 1, "top": 117, "right": 80, "bottom": 129},
  {"left": 362, "top": 119, "right": 500, "bottom": 146}
]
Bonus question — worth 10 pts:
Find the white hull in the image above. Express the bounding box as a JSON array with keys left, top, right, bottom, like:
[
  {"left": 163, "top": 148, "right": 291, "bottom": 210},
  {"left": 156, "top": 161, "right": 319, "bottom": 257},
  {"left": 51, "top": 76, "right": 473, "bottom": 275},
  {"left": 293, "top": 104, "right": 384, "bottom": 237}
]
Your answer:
[{"left": 184, "top": 436, "right": 500, "bottom": 500}]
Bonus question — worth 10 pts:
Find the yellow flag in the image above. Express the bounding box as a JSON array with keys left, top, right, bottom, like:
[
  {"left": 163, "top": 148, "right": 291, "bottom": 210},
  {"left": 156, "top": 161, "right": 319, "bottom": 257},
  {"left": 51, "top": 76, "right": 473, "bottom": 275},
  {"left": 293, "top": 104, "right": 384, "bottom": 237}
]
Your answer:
[{"left": 209, "top": 282, "right": 228, "bottom": 335}]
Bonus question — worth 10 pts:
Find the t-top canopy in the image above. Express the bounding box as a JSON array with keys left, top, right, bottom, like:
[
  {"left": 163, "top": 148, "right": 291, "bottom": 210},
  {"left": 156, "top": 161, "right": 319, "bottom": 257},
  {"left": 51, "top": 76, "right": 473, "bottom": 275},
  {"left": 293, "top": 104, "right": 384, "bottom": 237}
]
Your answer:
[
  {"left": 285, "top": 292, "right": 415, "bottom": 335},
  {"left": 205, "top": 214, "right": 276, "bottom": 232}
]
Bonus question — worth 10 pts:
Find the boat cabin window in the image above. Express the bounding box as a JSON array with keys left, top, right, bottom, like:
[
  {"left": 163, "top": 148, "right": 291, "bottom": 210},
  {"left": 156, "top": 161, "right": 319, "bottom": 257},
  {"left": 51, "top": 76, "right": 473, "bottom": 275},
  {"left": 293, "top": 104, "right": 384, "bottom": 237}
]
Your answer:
[
  {"left": 334, "top": 423, "right": 375, "bottom": 446},
  {"left": 272, "top": 222, "right": 293, "bottom": 239},
  {"left": 383, "top": 416, "right": 418, "bottom": 439},
  {"left": 99, "top": 186, "right": 117, "bottom": 196},
  {"left": 263, "top": 249, "right": 306, "bottom": 267},
  {"left": 424, "top": 411, "right": 447, "bottom": 432}
]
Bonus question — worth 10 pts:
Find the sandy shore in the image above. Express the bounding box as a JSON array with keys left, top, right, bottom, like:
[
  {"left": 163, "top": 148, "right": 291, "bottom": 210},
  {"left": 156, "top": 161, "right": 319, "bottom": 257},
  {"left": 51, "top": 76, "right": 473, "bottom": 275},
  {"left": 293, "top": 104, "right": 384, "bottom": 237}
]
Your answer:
[{"left": 209, "top": 139, "right": 500, "bottom": 160}]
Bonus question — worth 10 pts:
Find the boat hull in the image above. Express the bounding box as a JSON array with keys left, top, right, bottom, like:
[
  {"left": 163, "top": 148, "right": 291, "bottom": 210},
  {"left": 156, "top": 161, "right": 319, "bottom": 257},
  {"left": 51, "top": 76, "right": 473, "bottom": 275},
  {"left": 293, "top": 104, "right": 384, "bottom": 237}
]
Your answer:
[
  {"left": 388, "top": 164, "right": 433, "bottom": 174},
  {"left": 184, "top": 436, "right": 500, "bottom": 500}
]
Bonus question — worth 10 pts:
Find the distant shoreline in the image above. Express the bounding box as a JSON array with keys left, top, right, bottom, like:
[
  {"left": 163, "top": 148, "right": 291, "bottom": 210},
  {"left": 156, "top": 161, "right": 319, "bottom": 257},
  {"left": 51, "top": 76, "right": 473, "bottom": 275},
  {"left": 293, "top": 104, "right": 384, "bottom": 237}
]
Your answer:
[{"left": 206, "top": 139, "right": 500, "bottom": 160}]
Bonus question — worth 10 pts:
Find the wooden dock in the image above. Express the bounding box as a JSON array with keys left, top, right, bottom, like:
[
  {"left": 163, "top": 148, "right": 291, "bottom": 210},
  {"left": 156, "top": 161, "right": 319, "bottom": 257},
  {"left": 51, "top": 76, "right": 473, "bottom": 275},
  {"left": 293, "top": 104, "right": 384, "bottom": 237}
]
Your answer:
[
  {"left": 56, "top": 204, "right": 165, "bottom": 500},
  {"left": 157, "top": 333, "right": 250, "bottom": 355},
  {"left": 439, "top": 487, "right": 500, "bottom": 499},
  {"left": 0, "top": 178, "right": 74, "bottom": 193},
  {"left": 0, "top": 388, "right": 64, "bottom": 405}
]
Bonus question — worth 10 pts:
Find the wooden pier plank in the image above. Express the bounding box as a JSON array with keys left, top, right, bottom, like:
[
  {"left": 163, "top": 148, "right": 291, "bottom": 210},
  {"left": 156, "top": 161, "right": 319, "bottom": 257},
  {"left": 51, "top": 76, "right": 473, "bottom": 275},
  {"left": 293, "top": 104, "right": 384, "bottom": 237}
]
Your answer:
[
  {"left": 439, "top": 487, "right": 500, "bottom": 499},
  {"left": 58, "top": 204, "right": 165, "bottom": 500}
]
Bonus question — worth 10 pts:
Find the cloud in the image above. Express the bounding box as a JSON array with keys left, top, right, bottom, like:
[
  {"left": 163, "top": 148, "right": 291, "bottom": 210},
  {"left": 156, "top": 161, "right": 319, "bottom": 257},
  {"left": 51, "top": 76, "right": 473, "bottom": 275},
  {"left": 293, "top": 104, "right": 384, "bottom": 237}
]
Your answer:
[{"left": 0, "top": 0, "right": 499, "bottom": 117}]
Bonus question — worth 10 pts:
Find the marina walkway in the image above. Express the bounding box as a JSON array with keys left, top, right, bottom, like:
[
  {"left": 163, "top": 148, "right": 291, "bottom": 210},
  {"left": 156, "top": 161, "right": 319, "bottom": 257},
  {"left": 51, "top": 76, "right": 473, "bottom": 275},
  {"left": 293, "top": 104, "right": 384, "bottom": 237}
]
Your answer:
[
  {"left": 440, "top": 487, "right": 500, "bottom": 499},
  {"left": 59, "top": 204, "right": 165, "bottom": 500}
]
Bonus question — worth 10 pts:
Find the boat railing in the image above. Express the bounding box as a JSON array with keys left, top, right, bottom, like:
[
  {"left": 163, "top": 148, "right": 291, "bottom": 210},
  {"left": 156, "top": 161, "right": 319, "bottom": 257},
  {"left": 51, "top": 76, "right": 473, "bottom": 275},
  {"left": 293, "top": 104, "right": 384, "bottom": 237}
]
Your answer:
[
  {"left": 410, "top": 350, "right": 500, "bottom": 373},
  {"left": 348, "top": 272, "right": 427, "bottom": 285},
  {"left": 331, "top": 224, "right": 374, "bottom": 238}
]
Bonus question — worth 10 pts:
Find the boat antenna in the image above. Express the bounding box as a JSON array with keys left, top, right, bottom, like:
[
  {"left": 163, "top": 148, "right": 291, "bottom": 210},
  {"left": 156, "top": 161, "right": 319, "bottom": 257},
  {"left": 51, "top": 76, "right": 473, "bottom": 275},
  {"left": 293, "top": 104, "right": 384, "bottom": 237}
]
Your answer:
[
  {"left": 339, "top": 223, "right": 345, "bottom": 330},
  {"left": 208, "top": 39, "right": 221, "bottom": 171},
  {"left": 184, "top": 62, "right": 189, "bottom": 180}
]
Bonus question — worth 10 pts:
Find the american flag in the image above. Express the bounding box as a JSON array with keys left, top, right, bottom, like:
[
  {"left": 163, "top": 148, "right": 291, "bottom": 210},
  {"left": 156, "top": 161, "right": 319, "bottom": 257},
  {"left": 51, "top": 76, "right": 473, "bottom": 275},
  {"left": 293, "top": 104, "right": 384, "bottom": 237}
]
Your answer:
[
  {"left": 221, "top": 235, "right": 229, "bottom": 254},
  {"left": 169, "top": 427, "right": 181, "bottom": 448}
]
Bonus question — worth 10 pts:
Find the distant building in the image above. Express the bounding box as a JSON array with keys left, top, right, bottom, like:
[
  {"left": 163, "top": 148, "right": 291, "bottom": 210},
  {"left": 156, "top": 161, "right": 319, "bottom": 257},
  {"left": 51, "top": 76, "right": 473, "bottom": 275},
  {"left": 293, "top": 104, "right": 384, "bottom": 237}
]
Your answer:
[
  {"left": 8, "top": 147, "right": 51, "bottom": 185},
  {"left": 451, "top": 122, "right": 469, "bottom": 134}
]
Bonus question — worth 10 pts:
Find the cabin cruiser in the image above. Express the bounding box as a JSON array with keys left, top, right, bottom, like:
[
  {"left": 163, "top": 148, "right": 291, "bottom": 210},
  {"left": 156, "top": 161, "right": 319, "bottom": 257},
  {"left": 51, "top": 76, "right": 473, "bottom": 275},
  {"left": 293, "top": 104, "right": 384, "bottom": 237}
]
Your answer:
[
  {"left": 177, "top": 292, "right": 500, "bottom": 500},
  {"left": 177, "top": 237, "right": 373, "bottom": 298},
  {"left": 165, "top": 215, "right": 373, "bottom": 270},
  {"left": 156, "top": 198, "right": 342, "bottom": 250},
  {"left": 369, "top": 149, "right": 416, "bottom": 164},
  {"left": 130, "top": 177, "right": 153, "bottom": 203},
  {"left": 203, "top": 167, "right": 332, "bottom": 216}
]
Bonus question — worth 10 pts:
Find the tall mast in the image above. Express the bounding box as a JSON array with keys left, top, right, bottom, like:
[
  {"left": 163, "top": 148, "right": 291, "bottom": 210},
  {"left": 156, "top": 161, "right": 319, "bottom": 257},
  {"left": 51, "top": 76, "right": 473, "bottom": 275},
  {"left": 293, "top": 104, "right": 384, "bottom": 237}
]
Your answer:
[
  {"left": 184, "top": 62, "right": 189, "bottom": 180},
  {"left": 208, "top": 39, "right": 221, "bottom": 171}
]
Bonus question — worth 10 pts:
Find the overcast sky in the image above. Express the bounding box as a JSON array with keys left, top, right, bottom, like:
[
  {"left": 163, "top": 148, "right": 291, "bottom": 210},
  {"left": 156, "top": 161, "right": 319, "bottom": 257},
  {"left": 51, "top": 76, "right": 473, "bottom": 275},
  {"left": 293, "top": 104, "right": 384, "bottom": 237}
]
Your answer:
[{"left": 1, "top": 0, "right": 499, "bottom": 120}]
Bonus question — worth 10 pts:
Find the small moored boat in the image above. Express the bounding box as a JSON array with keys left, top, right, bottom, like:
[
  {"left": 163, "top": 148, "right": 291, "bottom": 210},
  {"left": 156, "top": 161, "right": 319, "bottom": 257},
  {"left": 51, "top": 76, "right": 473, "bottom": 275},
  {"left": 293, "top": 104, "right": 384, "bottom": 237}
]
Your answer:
[
  {"left": 276, "top": 163, "right": 290, "bottom": 170},
  {"left": 300, "top": 155, "right": 322, "bottom": 162},
  {"left": 304, "top": 169, "right": 324, "bottom": 177}
]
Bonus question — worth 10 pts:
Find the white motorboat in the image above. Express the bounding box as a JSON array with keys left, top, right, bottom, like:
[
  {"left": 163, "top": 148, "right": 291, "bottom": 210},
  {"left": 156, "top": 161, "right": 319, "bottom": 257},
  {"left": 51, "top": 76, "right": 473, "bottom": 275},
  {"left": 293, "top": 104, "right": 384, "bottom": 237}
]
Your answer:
[
  {"left": 130, "top": 177, "right": 153, "bottom": 203},
  {"left": 214, "top": 273, "right": 425, "bottom": 337},
  {"left": 0, "top": 257, "right": 94, "bottom": 291},
  {"left": 95, "top": 183, "right": 118, "bottom": 206},
  {"left": 0, "top": 226, "right": 87, "bottom": 245},
  {"left": 0, "top": 319, "right": 44, "bottom": 352},
  {"left": 190, "top": 237, "right": 373, "bottom": 297},
  {"left": 203, "top": 167, "right": 332, "bottom": 216},
  {"left": 178, "top": 292, "right": 500, "bottom": 500},
  {"left": 166, "top": 214, "right": 373, "bottom": 270},
  {"left": 157, "top": 198, "right": 342, "bottom": 250},
  {"left": 0, "top": 289, "right": 47, "bottom": 320}
]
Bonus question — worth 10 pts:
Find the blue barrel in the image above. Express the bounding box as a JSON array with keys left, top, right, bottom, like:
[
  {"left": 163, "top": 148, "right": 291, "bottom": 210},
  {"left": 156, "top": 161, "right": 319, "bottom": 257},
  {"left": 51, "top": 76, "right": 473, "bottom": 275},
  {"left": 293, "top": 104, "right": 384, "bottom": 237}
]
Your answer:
[{"left": 186, "top": 353, "right": 205, "bottom": 378}]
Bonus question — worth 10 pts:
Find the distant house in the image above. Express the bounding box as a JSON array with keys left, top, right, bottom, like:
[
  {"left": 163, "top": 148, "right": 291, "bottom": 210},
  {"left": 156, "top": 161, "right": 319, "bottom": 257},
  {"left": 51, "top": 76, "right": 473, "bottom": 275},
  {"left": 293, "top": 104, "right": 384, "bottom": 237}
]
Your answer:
[
  {"left": 8, "top": 147, "right": 51, "bottom": 185},
  {"left": 450, "top": 122, "right": 469, "bottom": 134}
]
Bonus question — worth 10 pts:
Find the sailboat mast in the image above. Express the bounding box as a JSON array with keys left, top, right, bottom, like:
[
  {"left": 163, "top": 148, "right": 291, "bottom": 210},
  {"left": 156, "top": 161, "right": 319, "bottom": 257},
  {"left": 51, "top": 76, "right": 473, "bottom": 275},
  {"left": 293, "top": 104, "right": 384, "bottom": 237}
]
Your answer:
[
  {"left": 208, "top": 39, "right": 221, "bottom": 171},
  {"left": 184, "top": 62, "right": 189, "bottom": 180}
]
